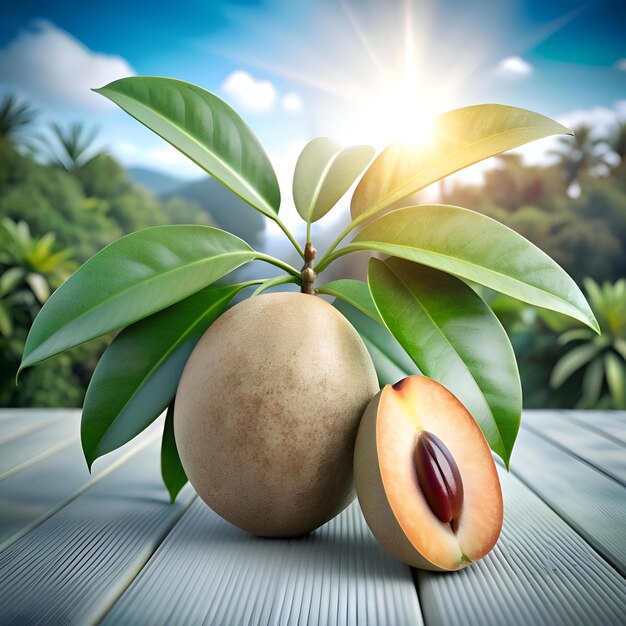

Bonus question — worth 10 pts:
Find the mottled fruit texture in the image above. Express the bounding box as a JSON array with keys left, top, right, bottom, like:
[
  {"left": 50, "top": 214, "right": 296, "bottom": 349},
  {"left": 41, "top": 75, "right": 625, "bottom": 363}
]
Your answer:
[
  {"left": 174, "top": 292, "right": 379, "bottom": 538},
  {"left": 354, "top": 375, "right": 503, "bottom": 571}
]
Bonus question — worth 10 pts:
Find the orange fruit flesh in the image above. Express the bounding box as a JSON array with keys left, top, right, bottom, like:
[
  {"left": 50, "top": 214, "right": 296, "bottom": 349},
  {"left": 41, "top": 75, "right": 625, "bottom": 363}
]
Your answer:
[{"left": 377, "top": 377, "right": 503, "bottom": 570}]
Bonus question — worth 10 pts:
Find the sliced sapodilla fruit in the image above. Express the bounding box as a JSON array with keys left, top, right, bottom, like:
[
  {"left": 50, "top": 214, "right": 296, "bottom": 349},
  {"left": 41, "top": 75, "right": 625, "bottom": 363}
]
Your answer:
[{"left": 354, "top": 375, "right": 503, "bottom": 571}]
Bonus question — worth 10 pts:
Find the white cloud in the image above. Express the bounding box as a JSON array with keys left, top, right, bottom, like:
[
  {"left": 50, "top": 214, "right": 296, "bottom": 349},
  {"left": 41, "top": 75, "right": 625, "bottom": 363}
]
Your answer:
[
  {"left": 557, "top": 102, "right": 625, "bottom": 137},
  {"left": 282, "top": 92, "right": 303, "bottom": 113},
  {"left": 0, "top": 20, "right": 135, "bottom": 109},
  {"left": 616, "top": 59, "right": 626, "bottom": 71},
  {"left": 494, "top": 56, "right": 534, "bottom": 78},
  {"left": 221, "top": 70, "right": 276, "bottom": 113}
]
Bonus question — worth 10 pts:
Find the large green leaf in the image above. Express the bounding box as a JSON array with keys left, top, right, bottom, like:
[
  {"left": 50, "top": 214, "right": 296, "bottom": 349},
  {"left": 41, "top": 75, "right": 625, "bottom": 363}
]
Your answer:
[
  {"left": 317, "top": 279, "right": 382, "bottom": 323},
  {"left": 369, "top": 258, "right": 521, "bottom": 465},
  {"left": 351, "top": 104, "right": 571, "bottom": 220},
  {"left": 81, "top": 283, "right": 245, "bottom": 468},
  {"left": 333, "top": 299, "right": 418, "bottom": 387},
  {"left": 341, "top": 205, "right": 598, "bottom": 332},
  {"left": 94, "top": 77, "right": 280, "bottom": 217},
  {"left": 293, "top": 138, "right": 373, "bottom": 224},
  {"left": 20, "top": 225, "right": 254, "bottom": 371},
  {"left": 161, "top": 401, "right": 188, "bottom": 502}
]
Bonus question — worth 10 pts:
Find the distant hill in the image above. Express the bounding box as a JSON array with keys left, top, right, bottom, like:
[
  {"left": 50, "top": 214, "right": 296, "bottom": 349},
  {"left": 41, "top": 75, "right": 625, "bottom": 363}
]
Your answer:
[
  {"left": 127, "top": 167, "right": 187, "bottom": 196},
  {"left": 128, "top": 166, "right": 265, "bottom": 246}
]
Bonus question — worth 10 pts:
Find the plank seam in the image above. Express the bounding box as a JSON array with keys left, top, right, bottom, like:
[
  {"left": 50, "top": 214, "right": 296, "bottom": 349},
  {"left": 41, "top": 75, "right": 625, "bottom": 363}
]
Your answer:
[
  {"left": 522, "top": 421, "right": 625, "bottom": 487},
  {"left": 92, "top": 492, "right": 197, "bottom": 625},
  {"left": 562, "top": 410, "right": 626, "bottom": 447},
  {"left": 0, "top": 437, "right": 79, "bottom": 482},
  {"left": 508, "top": 460, "right": 626, "bottom": 579},
  {"left": 0, "top": 414, "right": 67, "bottom": 446},
  {"left": 0, "top": 430, "right": 161, "bottom": 553}
]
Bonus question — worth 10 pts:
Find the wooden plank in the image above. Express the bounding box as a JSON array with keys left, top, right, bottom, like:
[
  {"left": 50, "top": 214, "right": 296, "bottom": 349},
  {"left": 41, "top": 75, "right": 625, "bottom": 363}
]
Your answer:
[
  {"left": 102, "top": 500, "right": 423, "bottom": 626},
  {"left": 509, "top": 427, "right": 626, "bottom": 575},
  {"left": 0, "top": 441, "right": 195, "bottom": 626},
  {"left": 0, "top": 408, "right": 74, "bottom": 443},
  {"left": 417, "top": 467, "right": 626, "bottom": 626},
  {"left": 523, "top": 410, "right": 626, "bottom": 484},
  {"left": 0, "top": 419, "right": 162, "bottom": 550},
  {"left": 563, "top": 410, "right": 626, "bottom": 445},
  {"left": 0, "top": 414, "right": 79, "bottom": 479}
]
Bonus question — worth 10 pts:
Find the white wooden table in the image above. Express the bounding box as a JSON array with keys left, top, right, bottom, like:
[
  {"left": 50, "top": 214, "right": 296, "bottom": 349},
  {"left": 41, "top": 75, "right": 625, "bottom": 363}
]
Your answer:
[{"left": 0, "top": 409, "right": 624, "bottom": 625}]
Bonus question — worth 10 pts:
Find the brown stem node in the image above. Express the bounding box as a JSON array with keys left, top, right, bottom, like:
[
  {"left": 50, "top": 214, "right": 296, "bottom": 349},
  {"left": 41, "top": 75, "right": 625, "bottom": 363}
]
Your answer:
[{"left": 301, "top": 242, "right": 317, "bottom": 294}]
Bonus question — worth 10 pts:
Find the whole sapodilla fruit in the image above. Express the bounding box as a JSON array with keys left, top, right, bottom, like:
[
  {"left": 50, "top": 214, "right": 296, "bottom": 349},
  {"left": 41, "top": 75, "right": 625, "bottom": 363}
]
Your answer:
[{"left": 174, "top": 292, "right": 379, "bottom": 537}]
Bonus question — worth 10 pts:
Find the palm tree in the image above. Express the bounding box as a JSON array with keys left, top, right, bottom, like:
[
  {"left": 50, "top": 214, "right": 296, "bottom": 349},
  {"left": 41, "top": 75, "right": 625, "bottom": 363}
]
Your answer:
[
  {"left": 547, "top": 124, "right": 607, "bottom": 186},
  {"left": 0, "top": 94, "right": 37, "bottom": 146},
  {"left": 609, "top": 120, "right": 626, "bottom": 168},
  {"left": 39, "top": 122, "right": 101, "bottom": 171}
]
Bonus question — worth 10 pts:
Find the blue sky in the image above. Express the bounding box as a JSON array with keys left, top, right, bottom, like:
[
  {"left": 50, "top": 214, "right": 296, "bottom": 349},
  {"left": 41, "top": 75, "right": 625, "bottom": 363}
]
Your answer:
[{"left": 1, "top": 0, "right": 625, "bottom": 183}]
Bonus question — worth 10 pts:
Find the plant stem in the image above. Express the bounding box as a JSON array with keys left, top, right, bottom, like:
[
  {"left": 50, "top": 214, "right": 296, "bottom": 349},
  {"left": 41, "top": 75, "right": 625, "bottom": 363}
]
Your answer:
[
  {"left": 237, "top": 279, "right": 268, "bottom": 290},
  {"left": 251, "top": 275, "right": 299, "bottom": 296},
  {"left": 315, "top": 246, "right": 354, "bottom": 273},
  {"left": 271, "top": 214, "right": 304, "bottom": 259},
  {"left": 306, "top": 221, "right": 311, "bottom": 246},
  {"left": 315, "top": 216, "right": 365, "bottom": 273},
  {"left": 300, "top": 242, "right": 317, "bottom": 294},
  {"left": 256, "top": 253, "right": 301, "bottom": 278}
]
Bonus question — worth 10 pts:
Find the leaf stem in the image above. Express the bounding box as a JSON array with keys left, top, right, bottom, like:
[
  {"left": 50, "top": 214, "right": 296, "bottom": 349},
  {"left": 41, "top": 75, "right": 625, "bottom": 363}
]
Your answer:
[
  {"left": 316, "top": 215, "right": 366, "bottom": 272},
  {"left": 256, "top": 253, "right": 301, "bottom": 278},
  {"left": 251, "top": 275, "right": 299, "bottom": 296},
  {"left": 271, "top": 214, "right": 304, "bottom": 259}
]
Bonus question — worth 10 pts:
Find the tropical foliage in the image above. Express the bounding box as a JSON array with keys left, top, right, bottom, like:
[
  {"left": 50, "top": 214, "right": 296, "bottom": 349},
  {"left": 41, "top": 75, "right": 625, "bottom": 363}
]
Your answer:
[
  {"left": 0, "top": 94, "right": 37, "bottom": 147},
  {"left": 14, "top": 76, "right": 602, "bottom": 501},
  {"left": 551, "top": 279, "right": 626, "bottom": 409}
]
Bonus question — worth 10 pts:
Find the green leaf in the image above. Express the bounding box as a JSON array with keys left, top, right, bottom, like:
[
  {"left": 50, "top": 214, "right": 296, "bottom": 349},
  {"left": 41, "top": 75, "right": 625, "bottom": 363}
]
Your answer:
[
  {"left": 317, "top": 279, "right": 382, "bottom": 323},
  {"left": 615, "top": 339, "right": 626, "bottom": 361},
  {"left": 81, "top": 283, "right": 245, "bottom": 468},
  {"left": 369, "top": 258, "right": 521, "bottom": 465},
  {"left": 0, "top": 267, "right": 25, "bottom": 295},
  {"left": 0, "top": 303, "right": 12, "bottom": 337},
  {"left": 333, "top": 299, "right": 418, "bottom": 387},
  {"left": 161, "top": 400, "right": 188, "bottom": 502},
  {"left": 94, "top": 77, "right": 280, "bottom": 217},
  {"left": 605, "top": 352, "right": 626, "bottom": 409},
  {"left": 550, "top": 342, "right": 605, "bottom": 388},
  {"left": 578, "top": 356, "right": 604, "bottom": 409},
  {"left": 25, "top": 272, "right": 50, "bottom": 304},
  {"left": 293, "top": 138, "right": 373, "bottom": 224},
  {"left": 345, "top": 205, "right": 598, "bottom": 332},
  {"left": 559, "top": 328, "right": 595, "bottom": 345},
  {"left": 20, "top": 225, "right": 255, "bottom": 372},
  {"left": 351, "top": 104, "right": 571, "bottom": 220}
]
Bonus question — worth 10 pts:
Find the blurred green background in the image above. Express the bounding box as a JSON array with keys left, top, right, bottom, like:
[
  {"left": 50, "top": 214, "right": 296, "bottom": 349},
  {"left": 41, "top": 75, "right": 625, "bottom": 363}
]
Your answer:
[
  {"left": 1, "top": 95, "right": 624, "bottom": 409},
  {"left": 1, "top": 1, "right": 625, "bottom": 409}
]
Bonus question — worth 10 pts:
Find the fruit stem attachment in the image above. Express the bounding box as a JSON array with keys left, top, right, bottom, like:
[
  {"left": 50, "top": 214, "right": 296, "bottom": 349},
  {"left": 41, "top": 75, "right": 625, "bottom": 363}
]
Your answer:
[{"left": 300, "top": 242, "right": 317, "bottom": 295}]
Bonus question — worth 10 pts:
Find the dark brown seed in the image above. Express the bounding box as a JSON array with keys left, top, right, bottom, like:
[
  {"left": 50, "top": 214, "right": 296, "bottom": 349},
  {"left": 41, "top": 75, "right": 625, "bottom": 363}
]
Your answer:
[{"left": 413, "top": 430, "right": 464, "bottom": 532}]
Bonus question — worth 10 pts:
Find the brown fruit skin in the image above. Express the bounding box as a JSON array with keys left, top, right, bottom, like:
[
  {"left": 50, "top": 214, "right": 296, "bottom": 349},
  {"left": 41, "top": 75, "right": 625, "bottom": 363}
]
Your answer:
[{"left": 174, "top": 292, "right": 379, "bottom": 538}]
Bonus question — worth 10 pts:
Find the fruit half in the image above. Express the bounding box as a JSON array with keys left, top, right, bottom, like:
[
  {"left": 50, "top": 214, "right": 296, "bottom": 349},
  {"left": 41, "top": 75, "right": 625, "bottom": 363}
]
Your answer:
[{"left": 354, "top": 375, "right": 503, "bottom": 571}]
